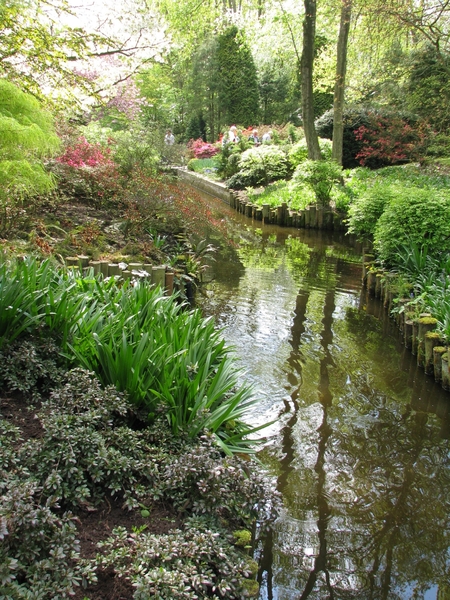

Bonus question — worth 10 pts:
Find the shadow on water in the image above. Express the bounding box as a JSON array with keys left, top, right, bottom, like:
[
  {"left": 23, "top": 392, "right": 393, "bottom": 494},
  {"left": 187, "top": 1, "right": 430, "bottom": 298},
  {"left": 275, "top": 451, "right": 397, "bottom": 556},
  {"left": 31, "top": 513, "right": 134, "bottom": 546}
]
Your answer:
[{"left": 192, "top": 189, "right": 450, "bottom": 600}]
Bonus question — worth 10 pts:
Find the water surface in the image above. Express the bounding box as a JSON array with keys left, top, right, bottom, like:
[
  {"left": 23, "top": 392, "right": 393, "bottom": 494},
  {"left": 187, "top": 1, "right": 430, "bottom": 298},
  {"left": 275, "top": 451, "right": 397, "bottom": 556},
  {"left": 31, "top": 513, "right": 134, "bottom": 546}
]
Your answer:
[{"left": 194, "top": 191, "right": 450, "bottom": 600}]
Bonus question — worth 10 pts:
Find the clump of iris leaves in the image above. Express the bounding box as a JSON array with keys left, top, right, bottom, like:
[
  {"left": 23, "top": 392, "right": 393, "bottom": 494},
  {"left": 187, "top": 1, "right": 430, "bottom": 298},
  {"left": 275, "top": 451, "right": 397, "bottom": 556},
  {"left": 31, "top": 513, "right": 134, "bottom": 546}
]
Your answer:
[{"left": 0, "top": 256, "right": 280, "bottom": 599}]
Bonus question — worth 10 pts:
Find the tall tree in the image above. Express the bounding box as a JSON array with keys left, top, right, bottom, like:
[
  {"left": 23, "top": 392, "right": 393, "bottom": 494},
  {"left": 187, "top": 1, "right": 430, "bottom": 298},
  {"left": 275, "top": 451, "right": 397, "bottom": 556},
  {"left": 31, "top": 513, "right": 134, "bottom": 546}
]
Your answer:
[
  {"left": 301, "top": 0, "right": 322, "bottom": 159},
  {"left": 332, "top": 0, "right": 352, "bottom": 164},
  {"left": 217, "top": 26, "right": 259, "bottom": 128}
]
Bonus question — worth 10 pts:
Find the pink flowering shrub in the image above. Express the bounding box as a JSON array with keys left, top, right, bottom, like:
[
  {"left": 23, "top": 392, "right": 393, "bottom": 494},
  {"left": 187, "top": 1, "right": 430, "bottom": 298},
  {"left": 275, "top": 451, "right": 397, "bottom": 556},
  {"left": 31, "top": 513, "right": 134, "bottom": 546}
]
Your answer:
[
  {"left": 53, "top": 137, "right": 123, "bottom": 207},
  {"left": 187, "top": 138, "right": 220, "bottom": 159},
  {"left": 57, "top": 137, "right": 115, "bottom": 168}
]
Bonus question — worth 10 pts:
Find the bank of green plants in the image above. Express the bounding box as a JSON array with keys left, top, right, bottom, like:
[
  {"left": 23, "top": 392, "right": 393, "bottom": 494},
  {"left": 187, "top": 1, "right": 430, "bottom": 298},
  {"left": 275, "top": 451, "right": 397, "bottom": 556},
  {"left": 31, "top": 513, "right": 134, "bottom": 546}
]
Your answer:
[
  {"left": 0, "top": 256, "right": 263, "bottom": 454},
  {"left": 0, "top": 256, "right": 280, "bottom": 597},
  {"left": 346, "top": 165, "right": 450, "bottom": 263},
  {"left": 247, "top": 180, "right": 315, "bottom": 210}
]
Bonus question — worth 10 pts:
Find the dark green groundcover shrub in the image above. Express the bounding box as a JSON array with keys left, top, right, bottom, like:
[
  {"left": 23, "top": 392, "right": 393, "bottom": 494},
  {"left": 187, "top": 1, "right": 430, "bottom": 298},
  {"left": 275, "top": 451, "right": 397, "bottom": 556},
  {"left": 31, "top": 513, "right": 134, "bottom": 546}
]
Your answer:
[
  {"left": 0, "top": 366, "right": 281, "bottom": 598},
  {"left": 373, "top": 187, "right": 450, "bottom": 266}
]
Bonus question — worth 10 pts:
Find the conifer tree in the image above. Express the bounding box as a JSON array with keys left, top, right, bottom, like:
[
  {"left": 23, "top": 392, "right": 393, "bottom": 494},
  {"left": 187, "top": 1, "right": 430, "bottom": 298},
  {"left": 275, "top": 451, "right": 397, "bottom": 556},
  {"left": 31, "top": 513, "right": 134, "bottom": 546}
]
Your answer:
[{"left": 216, "top": 26, "right": 259, "bottom": 128}]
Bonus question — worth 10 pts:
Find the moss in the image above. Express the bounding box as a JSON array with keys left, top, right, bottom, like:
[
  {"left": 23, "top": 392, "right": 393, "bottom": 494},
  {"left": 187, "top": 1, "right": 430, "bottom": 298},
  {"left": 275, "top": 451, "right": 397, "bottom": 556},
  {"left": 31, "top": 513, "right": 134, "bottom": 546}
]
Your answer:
[
  {"left": 434, "top": 346, "right": 447, "bottom": 354},
  {"left": 240, "top": 578, "right": 260, "bottom": 598},
  {"left": 418, "top": 316, "right": 438, "bottom": 325},
  {"left": 245, "top": 558, "right": 259, "bottom": 577},
  {"left": 233, "top": 529, "right": 252, "bottom": 548},
  {"left": 425, "top": 331, "right": 442, "bottom": 340}
]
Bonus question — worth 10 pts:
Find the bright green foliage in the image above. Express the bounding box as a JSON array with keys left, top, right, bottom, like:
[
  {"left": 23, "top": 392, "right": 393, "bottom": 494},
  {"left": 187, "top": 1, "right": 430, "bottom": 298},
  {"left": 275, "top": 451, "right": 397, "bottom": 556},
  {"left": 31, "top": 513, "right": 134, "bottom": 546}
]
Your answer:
[
  {"left": 216, "top": 26, "right": 259, "bottom": 128},
  {"left": 227, "top": 145, "right": 289, "bottom": 189},
  {"left": 374, "top": 187, "right": 450, "bottom": 266},
  {"left": 291, "top": 159, "right": 343, "bottom": 206},
  {"left": 346, "top": 165, "right": 450, "bottom": 238},
  {"left": 0, "top": 80, "right": 60, "bottom": 234},
  {"left": 288, "top": 137, "right": 332, "bottom": 168},
  {"left": 247, "top": 180, "right": 315, "bottom": 211},
  {"left": 0, "top": 257, "right": 260, "bottom": 454}
]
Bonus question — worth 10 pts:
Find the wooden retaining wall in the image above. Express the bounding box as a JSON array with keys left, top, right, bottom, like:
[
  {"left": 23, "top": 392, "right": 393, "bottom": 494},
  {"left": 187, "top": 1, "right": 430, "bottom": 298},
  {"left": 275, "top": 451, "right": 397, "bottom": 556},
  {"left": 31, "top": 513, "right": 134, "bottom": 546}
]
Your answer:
[
  {"left": 362, "top": 254, "right": 450, "bottom": 394},
  {"left": 174, "top": 168, "right": 347, "bottom": 231},
  {"left": 229, "top": 196, "right": 347, "bottom": 230},
  {"left": 65, "top": 256, "right": 175, "bottom": 295}
]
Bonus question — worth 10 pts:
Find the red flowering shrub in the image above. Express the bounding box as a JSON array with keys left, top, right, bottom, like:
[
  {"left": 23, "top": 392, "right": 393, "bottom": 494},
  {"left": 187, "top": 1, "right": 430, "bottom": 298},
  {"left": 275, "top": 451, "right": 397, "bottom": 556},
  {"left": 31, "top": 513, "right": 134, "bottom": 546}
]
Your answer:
[
  {"left": 187, "top": 138, "right": 220, "bottom": 159},
  {"left": 53, "top": 137, "right": 123, "bottom": 207},
  {"left": 354, "top": 115, "right": 428, "bottom": 169}
]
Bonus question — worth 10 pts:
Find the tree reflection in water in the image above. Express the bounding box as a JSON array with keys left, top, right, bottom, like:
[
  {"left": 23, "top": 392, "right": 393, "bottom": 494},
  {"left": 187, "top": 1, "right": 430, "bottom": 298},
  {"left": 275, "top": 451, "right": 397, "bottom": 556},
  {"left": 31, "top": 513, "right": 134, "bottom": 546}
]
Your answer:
[{"left": 193, "top": 192, "right": 450, "bottom": 600}]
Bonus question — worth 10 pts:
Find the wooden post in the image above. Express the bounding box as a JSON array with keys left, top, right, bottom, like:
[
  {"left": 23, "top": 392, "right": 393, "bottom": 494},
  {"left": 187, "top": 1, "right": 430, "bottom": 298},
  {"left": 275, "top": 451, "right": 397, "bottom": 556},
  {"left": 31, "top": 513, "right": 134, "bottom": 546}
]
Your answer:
[
  {"left": 317, "top": 206, "right": 324, "bottom": 229},
  {"left": 417, "top": 316, "right": 438, "bottom": 368},
  {"left": 99, "top": 260, "right": 109, "bottom": 277},
  {"left": 165, "top": 271, "right": 174, "bottom": 295},
  {"left": 367, "top": 270, "right": 377, "bottom": 296},
  {"left": 108, "top": 263, "right": 121, "bottom": 277},
  {"left": 152, "top": 266, "right": 166, "bottom": 288},
  {"left": 375, "top": 272, "right": 383, "bottom": 299},
  {"left": 412, "top": 319, "right": 419, "bottom": 355},
  {"left": 128, "top": 262, "right": 144, "bottom": 272},
  {"left": 404, "top": 319, "right": 414, "bottom": 349},
  {"left": 433, "top": 346, "right": 447, "bottom": 383},
  {"left": 424, "top": 332, "right": 442, "bottom": 375},
  {"left": 441, "top": 354, "right": 450, "bottom": 390},
  {"left": 77, "top": 255, "right": 90, "bottom": 268},
  {"left": 276, "top": 205, "right": 283, "bottom": 225},
  {"left": 262, "top": 204, "right": 270, "bottom": 222},
  {"left": 309, "top": 204, "right": 317, "bottom": 228},
  {"left": 298, "top": 210, "right": 305, "bottom": 228},
  {"left": 89, "top": 260, "right": 101, "bottom": 274}
]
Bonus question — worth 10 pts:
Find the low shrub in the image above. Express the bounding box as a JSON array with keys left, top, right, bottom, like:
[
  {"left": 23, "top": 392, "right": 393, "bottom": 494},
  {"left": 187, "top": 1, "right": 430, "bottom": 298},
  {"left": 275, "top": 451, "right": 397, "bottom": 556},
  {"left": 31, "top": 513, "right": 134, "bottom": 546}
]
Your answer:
[
  {"left": 227, "top": 145, "right": 289, "bottom": 189},
  {"left": 288, "top": 137, "right": 332, "bottom": 168},
  {"left": 290, "top": 159, "right": 343, "bottom": 207},
  {"left": 20, "top": 369, "right": 162, "bottom": 509},
  {"left": 373, "top": 187, "right": 450, "bottom": 265},
  {"left": 96, "top": 516, "right": 259, "bottom": 599},
  {"left": 161, "top": 433, "right": 280, "bottom": 528},
  {"left": 51, "top": 136, "right": 123, "bottom": 208},
  {"left": 345, "top": 165, "right": 450, "bottom": 239},
  {"left": 187, "top": 138, "right": 220, "bottom": 159}
]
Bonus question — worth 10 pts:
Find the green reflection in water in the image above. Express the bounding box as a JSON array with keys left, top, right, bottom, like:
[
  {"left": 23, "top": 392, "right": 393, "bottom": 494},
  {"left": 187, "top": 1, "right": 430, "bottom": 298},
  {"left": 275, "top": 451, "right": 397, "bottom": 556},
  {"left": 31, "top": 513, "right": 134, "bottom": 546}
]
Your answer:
[{"left": 191, "top": 189, "right": 450, "bottom": 600}]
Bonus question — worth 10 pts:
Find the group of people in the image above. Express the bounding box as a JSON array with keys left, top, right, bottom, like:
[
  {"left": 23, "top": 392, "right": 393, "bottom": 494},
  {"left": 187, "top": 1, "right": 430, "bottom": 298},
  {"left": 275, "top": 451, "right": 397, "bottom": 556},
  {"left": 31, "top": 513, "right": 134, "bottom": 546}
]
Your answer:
[
  {"left": 165, "top": 125, "right": 273, "bottom": 147},
  {"left": 223, "top": 125, "right": 273, "bottom": 146}
]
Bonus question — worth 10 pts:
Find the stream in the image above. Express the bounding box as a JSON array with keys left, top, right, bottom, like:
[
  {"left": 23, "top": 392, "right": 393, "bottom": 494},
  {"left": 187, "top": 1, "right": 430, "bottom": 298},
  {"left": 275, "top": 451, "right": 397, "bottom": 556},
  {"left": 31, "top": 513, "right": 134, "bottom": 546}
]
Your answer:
[{"left": 193, "top": 190, "right": 450, "bottom": 600}]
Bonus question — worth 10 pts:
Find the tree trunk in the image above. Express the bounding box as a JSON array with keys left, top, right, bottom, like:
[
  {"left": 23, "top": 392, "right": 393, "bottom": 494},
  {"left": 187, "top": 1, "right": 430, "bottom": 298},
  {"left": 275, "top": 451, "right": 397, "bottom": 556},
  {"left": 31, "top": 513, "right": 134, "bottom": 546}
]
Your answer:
[
  {"left": 301, "top": 0, "right": 322, "bottom": 160},
  {"left": 332, "top": 0, "right": 352, "bottom": 165}
]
